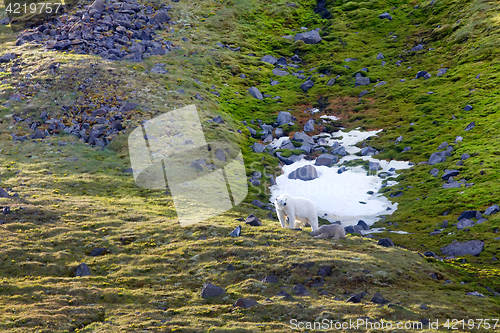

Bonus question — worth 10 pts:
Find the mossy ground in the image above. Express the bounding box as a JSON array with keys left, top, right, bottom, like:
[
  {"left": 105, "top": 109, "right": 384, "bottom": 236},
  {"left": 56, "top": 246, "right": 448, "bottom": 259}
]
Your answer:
[{"left": 1, "top": 0, "right": 500, "bottom": 331}]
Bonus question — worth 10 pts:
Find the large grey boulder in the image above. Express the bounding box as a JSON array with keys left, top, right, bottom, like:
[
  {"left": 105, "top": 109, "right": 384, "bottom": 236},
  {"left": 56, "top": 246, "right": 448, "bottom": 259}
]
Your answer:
[
  {"left": 261, "top": 55, "right": 277, "bottom": 65},
  {"left": 251, "top": 142, "right": 266, "bottom": 153},
  {"left": 300, "top": 80, "right": 314, "bottom": 92},
  {"left": 276, "top": 111, "right": 293, "bottom": 126},
  {"left": 294, "top": 30, "right": 322, "bottom": 44},
  {"left": 441, "top": 240, "right": 484, "bottom": 257},
  {"left": 484, "top": 204, "right": 500, "bottom": 216},
  {"left": 248, "top": 87, "right": 263, "bottom": 100},
  {"left": 288, "top": 165, "right": 319, "bottom": 181},
  {"left": 293, "top": 131, "right": 314, "bottom": 144},
  {"left": 355, "top": 76, "right": 371, "bottom": 87},
  {"left": 315, "top": 154, "right": 338, "bottom": 166},
  {"left": 304, "top": 119, "right": 315, "bottom": 132}
]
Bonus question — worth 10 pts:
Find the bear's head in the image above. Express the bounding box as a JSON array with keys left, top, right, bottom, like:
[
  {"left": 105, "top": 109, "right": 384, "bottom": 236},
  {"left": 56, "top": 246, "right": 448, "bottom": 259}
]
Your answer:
[{"left": 274, "top": 194, "right": 289, "bottom": 210}]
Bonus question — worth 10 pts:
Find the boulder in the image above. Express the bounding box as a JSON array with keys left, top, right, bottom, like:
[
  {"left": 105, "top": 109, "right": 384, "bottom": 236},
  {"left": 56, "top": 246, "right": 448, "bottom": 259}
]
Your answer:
[
  {"left": 304, "top": 119, "right": 315, "bottom": 132},
  {"left": 442, "top": 169, "right": 459, "bottom": 181},
  {"left": 261, "top": 55, "right": 277, "bottom": 65},
  {"left": 457, "top": 210, "right": 481, "bottom": 220},
  {"left": 484, "top": 204, "right": 500, "bottom": 216},
  {"left": 248, "top": 87, "right": 263, "bottom": 100},
  {"left": 200, "top": 283, "right": 225, "bottom": 298},
  {"left": 276, "top": 111, "right": 293, "bottom": 126},
  {"left": 294, "top": 30, "right": 322, "bottom": 44},
  {"left": 250, "top": 143, "right": 266, "bottom": 153},
  {"left": 234, "top": 298, "right": 258, "bottom": 309},
  {"left": 315, "top": 154, "right": 338, "bottom": 166},
  {"left": 441, "top": 240, "right": 484, "bottom": 256},
  {"left": 300, "top": 80, "right": 314, "bottom": 92},
  {"left": 245, "top": 214, "right": 262, "bottom": 226},
  {"left": 288, "top": 165, "right": 318, "bottom": 181},
  {"left": 456, "top": 218, "right": 475, "bottom": 230},
  {"left": 75, "top": 263, "right": 91, "bottom": 277},
  {"left": 378, "top": 238, "right": 394, "bottom": 247},
  {"left": 355, "top": 76, "right": 371, "bottom": 87}
]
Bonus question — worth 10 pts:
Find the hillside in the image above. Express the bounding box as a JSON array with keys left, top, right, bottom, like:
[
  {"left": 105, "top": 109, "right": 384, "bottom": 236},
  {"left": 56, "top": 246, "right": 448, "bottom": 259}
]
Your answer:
[{"left": 1, "top": 0, "right": 500, "bottom": 331}]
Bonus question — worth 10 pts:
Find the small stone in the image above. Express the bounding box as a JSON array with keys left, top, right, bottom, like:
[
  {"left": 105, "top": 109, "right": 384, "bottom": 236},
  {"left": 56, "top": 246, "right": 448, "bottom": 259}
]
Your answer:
[
  {"left": 230, "top": 225, "right": 242, "bottom": 237},
  {"left": 89, "top": 248, "right": 107, "bottom": 256},
  {"left": 262, "top": 275, "right": 279, "bottom": 283}
]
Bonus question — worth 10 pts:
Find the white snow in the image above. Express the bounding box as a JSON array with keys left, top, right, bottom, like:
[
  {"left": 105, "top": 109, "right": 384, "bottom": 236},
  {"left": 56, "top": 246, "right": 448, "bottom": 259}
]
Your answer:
[{"left": 269, "top": 129, "right": 412, "bottom": 226}]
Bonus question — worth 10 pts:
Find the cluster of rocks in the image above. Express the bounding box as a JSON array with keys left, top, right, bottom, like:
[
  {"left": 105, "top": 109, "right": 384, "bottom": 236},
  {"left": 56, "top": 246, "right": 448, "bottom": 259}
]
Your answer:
[
  {"left": 16, "top": 0, "right": 175, "bottom": 61},
  {"left": 0, "top": 187, "right": 19, "bottom": 198},
  {"left": 11, "top": 104, "right": 131, "bottom": 147},
  {"left": 200, "top": 262, "right": 391, "bottom": 306}
]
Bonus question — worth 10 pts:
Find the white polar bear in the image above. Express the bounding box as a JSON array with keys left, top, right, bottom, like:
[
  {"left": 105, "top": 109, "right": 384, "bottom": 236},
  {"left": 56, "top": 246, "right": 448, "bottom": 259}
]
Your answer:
[{"left": 274, "top": 193, "right": 319, "bottom": 231}]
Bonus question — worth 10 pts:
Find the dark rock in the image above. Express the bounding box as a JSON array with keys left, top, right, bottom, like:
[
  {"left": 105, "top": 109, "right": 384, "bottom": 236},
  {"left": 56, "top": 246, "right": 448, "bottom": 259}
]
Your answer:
[
  {"left": 252, "top": 199, "right": 266, "bottom": 209},
  {"left": 441, "top": 240, "right": 485, "bottom": 256},
  {"left": 294, "top": 30, "right": 322, "bottom": 44},
  {"left": 442, "top": 169, "right": 459, "bottom": 181},
  {"left": 230, "top": 225, "right": 241, "bottom": 237},
  {"left": 261, "top": 55, "right": 277, "bottom": 65},
  {"left": 304, "top": 119, "right": 315, "bottom": 132},
  {"left": 376, "top": 52, "right": 384, "bottom": 60},
  {"left": 227, "top": 264, "right": 235, "bottom": 271},
  {"left": 293, "top": 131, "right": 313, "bottom": 144},
  {"left": 273, "top": 68, "right": 288, "bottom": 76},
  {"left": 416, "top": 71, "right": 428, "bottom": 79},
  {"left": 0, "top": 188, "right": 9, "bottom": 198},
  {"left": 0, "top": 53, "right": 16, "bottom": 63},
  {"left": 357, "top": 220, "right": 370, "bottom": 230},
  {"left": 428, "top": 151, "right": 449, "bottom": 165},
  {"left": 458, "top": 210, "right": 481, "bottom": 220},
  {"left": 361, "top": 147, "right": 378, "bottom": 156},
  {"left": 276, "top": 152, "right": 304, "bottom": 165},
  {"left": 120, "top": 102, "right": 137, "bottom": 113},
  {"left": 371, "top": 292, "right": 390, "bottom": 304},
  {"left": 464, "top": 122, "right": 475, "bottom": 131},
  {"left": 245, "top": 214, "right": 262, "bottom": 226},
  {"left": 337, "top": 166, "right": 346, "bottom": 174},
  {"left": 234, "top": 298, "right": 258, "bottom": 309},
  {"left": 213, "top": 115, "right": 224, "bottom": 124},
  {"left": 423, "top": 251, "right": 436, "bottom": 257},
  {"left": 346, "top": 292, "right": 366, "bottom": 303},
  {"left": 326, "top": 78, "right": 335, "bottom": 86},
  {"left": 251, "top": 142, "right": 266, "bottom": 153},
  {"left": 150, "top": 11, "right": 171, "bottom": 24},
  {"left": 437, "top": 68, "right": 447, "bottom": 76},
  {"left": 430, "top": 168, "right": 439, "bottom": 177},
  {"left": 276, "top": 111, "right": 293, "bottom": 126},
  {"left": 345, "top": 225, "right": 363, "bottom": 235},
  {"left": 300, "top": 80, "right": 314, "bottom": 92},
  {"left": 277, "top": 291, "right": 291, "bottom": 298},
  {"left": 411, "top": 44, "right": 424, "bottom": 52},
  {"left": 262, "top": 275, "right": 279, "bottom": 283},
  {"left": 402, "top": 146, "right": 412, "bottom": 152},
  {"left": 288, "top": 165, "right": 318, "bottom": 181},
  {"left": 378, "top": 238, "right": 394, "bottom": 247},
  {"left": 248, "top": 87, "right": 263, "bottom": 100},
  {"left": 317, "top": 266, "right": 332, "bottom": 277},
  {"left": 359, "top": 90, "right": 369, "bottom": 98},
  {"left": 89, "top": 248, "right": 107, "bottom": 256},
  {"left": 315, "top": 154, "right": 338, "bottom": 166},
  {"left": 461, "top": 153, "right": 470, "bottom": 160},
  {"left": 355, "top": 76, "right": 371, "bottom": 87},
  {"left": 379, "top": 12, "right": 393, "bottom": 20},
  {"left": 292, "top": 283, "right": 311, "bottom": 296},
  {"left": 369, "top": 162, "right": 380, "bottom": 171},
  {"left": 484, "top": 204, "right": 500, "bottom": 216},
  {"left": 200, "top": 282, "right": 225, "bottom": 298},
  {"left": 457, "top": 219, "right": 475, "bottom": 230},
  {"left": 75, "top": 263, "right": 91, "bottom": 277},
  {"left": 464, "top": 105, "right": 473, "bottom": 111}
]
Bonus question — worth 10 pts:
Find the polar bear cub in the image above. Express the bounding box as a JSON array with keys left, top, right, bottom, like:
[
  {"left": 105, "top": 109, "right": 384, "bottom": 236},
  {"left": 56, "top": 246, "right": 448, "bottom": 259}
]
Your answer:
[
  {"left": 309, "top": 224, "right": 346, "bottom": 239},
  {"left": 274, "top": 193, "right": 319, "bottom": 231}
]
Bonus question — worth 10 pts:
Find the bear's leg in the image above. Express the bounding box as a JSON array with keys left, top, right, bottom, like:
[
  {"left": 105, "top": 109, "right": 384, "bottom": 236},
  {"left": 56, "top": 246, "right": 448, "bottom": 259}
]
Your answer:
[
  {"left": 277, "top": 210, "right": 287, "bottom": 228},
  {"left": 287, "top": 211, "right": 296, "bottom": 229},
  {"left": 314, "top": 233, "right": 330, "bottom": 239},
  {"left": 308, "top": 214, "right": 319, "bottom": 232}
]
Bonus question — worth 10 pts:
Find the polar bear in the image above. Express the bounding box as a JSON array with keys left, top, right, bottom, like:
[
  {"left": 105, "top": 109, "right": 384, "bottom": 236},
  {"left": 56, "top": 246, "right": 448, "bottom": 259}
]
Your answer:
[
  {"left": 309, "top": 224, "right": 346, "bottom": 239},
  {"left": 274, "top": 193, "right": 319, "bottom": 231}
]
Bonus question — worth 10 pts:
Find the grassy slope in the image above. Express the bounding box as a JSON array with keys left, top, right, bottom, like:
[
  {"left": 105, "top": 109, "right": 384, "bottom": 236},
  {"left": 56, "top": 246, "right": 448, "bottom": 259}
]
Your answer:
[{"left": 1, "top": 0, "right": 500, "bottom": 331}]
